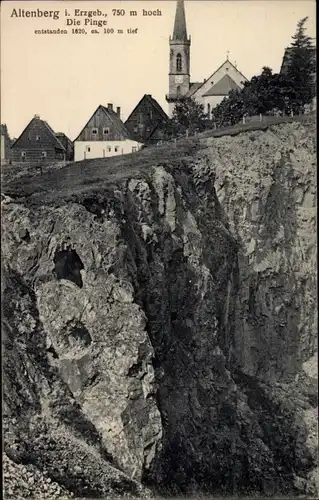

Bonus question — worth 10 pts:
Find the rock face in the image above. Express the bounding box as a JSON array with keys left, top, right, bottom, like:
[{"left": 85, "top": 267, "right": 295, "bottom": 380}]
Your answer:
[{"left": 2, "top": 118, "right": 317, "bottom": 498}]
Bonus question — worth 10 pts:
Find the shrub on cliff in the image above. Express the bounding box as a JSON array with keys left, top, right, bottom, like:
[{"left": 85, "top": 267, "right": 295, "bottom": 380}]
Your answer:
[{"left": 165, "top": 97, "right": 208, "bottom": 138}]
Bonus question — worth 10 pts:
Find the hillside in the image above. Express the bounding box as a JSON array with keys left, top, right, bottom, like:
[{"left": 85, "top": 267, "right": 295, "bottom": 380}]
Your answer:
[{"left": 1, "top": 115, "right": 317, "bottom": 499}]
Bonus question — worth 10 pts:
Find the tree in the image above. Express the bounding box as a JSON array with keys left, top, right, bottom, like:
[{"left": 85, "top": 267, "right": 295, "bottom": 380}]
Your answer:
[
  {"left": 166, "top": 97, "right": 208, "bottom": 137},
  {"left": 284, "top": 17, "right": 316, "bottom": 111}
]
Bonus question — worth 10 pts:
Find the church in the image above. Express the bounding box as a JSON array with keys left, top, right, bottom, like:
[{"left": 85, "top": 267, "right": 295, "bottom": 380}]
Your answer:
[{"left": 166, "top": 0, "right": 248, "bottom": 118}]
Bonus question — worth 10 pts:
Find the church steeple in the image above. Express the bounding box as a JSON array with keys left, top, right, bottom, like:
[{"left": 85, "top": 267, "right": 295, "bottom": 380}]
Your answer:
[
  {"left": 166, "top": 0, "right": 191, "bottom": 117},
  {"left": 172, "top": 0, "right": 188, "bottom": 41}
]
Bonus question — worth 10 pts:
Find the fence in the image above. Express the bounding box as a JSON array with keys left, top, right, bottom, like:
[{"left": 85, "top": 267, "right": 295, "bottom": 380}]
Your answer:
[{"left": 153, "top": 110, "right": 315, "bottom": 148}]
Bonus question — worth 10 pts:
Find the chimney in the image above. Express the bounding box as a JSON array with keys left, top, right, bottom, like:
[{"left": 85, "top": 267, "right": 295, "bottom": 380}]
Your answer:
[
  {"left": 107, "top": 103, "right": 113, "bottom": 111},
  {"left": 116, "top": 107, "right": 121, "bottom": 118},
  {"left": 34, "top": 114, "right": 40, "bottom": 119}
]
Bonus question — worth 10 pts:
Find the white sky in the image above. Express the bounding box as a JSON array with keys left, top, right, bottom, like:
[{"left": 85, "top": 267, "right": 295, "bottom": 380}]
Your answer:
[{"left": 0, "top": 0, "right": 316, "bottom": 140}]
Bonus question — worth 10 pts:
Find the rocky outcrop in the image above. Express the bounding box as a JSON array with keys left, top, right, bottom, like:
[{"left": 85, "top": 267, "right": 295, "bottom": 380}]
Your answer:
[{"left": 2, "top": 117, "right": 317, "bottom": 498}]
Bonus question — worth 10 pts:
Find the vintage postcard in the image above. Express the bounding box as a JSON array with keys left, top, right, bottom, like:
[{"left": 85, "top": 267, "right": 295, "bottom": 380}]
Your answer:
[{"left": 1, "top": 1, "right": 317, "bottom": 499}]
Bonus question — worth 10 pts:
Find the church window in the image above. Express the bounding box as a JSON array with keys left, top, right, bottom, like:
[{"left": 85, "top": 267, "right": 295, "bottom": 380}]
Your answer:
[{"left": 176, "top": 53, "right": 182, "bottom": 72}]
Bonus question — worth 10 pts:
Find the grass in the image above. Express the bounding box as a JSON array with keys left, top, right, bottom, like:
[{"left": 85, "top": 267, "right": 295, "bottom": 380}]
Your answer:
[{"left": 1, "top": 114, "right": 314, "bottom": 207}]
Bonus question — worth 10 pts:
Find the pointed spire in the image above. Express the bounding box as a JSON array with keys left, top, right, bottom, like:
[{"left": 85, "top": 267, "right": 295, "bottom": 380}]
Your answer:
[{"left": 172, "top": 0, "right": 188, "bottom": 41}]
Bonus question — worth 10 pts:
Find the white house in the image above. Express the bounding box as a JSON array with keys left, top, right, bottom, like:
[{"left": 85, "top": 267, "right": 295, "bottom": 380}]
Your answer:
[{"left": 74, "top": 104, "right": 143, "bottom": 162}]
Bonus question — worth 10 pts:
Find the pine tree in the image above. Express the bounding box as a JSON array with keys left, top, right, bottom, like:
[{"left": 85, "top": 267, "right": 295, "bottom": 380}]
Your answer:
[{"left": 285, "top": 17, "right": 316, "bottom": 111}]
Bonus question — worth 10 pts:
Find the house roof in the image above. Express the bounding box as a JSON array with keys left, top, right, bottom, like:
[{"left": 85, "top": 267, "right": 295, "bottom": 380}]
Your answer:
[
  {"left": 189, "top": 59, "right": 248, "bottom": 97},
  {"left": 203, "top": 74, "right": 241, "bottom": 96},
  {"left": 125, "top": 94, "right": 169, "bottom": 124},
  {"left": 172, "top": 0, "right": 188, "bottom": 41},
  {"left": 74, "top": 105, "right": 132, "bottom": 141},
  {"left": 11, "top": 116, "right": 66, "bottom": 150}
]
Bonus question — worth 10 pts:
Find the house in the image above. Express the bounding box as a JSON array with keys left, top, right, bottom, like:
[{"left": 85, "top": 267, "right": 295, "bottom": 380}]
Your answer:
[
  {"left": 74, "top": 104, "right": 143, "bottom": 162},
  {"left": 10, "top": 115, "right": 66, "bottom": 162},
  {"left": 55, "top": 132, "right": 74, "bottom": 161},
  {"left": 166, "top": 0, "right": 248, "bottom": 118},
  {"left": 1, "top": 124, "right": 12, "bottom": 162},
  {"left": 125, "top": 94, "right": 169, "bottom": 144}
]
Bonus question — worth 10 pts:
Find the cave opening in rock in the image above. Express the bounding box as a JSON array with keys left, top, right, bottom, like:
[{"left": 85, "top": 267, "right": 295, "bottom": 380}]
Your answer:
[{"left": 53, "top": 245, "right": 84, "bottom": 288}]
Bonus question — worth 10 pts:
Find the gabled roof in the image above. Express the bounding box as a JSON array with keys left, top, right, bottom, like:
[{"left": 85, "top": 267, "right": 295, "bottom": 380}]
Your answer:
[
  {"left": 11, "top": 116, "right": 66, "bottom": 150},
  {"left": 190, "top": 59, "right": 248, "bottom": 97},
  {"left": 185, "top": 82, "right": 203, "bottom": 98},
  {"left": 172, "top": 0, "right": 188, "bottom": 41},
  {"left": 203, "top": 74, "right": 241, "bottom": 97},
  {"left": 74, "top": 105, "right": 132, "bottom": 141},
  {"left": 125, "top": 94, "right": 169, "bottom": 123}
]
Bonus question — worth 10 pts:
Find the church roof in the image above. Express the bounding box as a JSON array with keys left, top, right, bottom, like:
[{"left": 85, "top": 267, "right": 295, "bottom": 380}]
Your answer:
[
  {"left": 202, "top": 74, "right": 241, "bottom": 96},
  {"left": 185, "top": 82, "right": 203, "bottom": 98},
  {"left": 189, "top": 59, "right": 247, "bottom": 97},
  {"left": 172, "top": 0, "right": 188, "bottom": 41}
]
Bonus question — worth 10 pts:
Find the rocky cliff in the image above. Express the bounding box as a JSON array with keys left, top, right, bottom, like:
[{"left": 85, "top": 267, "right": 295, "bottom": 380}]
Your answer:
[{"left": 2, "top": 117, "right": 317, "bottom": 499}]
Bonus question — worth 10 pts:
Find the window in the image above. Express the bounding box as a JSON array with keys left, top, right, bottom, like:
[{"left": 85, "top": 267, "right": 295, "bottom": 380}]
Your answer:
[
  {"left": 132, "top": 147, "right": 137, "bottom": 152},
  {"left": 150, "top": 110, "right": 153, "bottom": 119},
  {"left": 92, "top": 128, "right": 98, "bottom": 135},
  {"left": 176, "top": 53, "right": 182, "bottom": 72},
  {"left": 21, "top": 151, "right": 26, "bottom": 157},
  {"left": 176, "top": 86, "right": 181, "bottom": 96},
  {"left": 103, "top": 128, "right": 109, "bottom": 135},
  {"left": 36, "top": 136, "right": 40, "bottom": 141},
  {"left": 107, "top": 146, "right": 111, "bottom": 152},
  {"left": 207, "top": 103, "right": 211, "bottom": 119},
  {"left": 86, "top": 145, "right": 91, "bottom": 152},
  {"left": 133, "top": 127, "right": 138, "bottom": 133},
  {"left": 114, "top": 146, "right": 119, "bottom": 153},
  {"left": 41, "top": 151, "right": 47, "bottom": 158}
]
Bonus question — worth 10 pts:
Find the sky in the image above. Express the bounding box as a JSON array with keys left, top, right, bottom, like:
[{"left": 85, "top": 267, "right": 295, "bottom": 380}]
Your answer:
[{"left": 0, "top": 0, "right": 316, "bottom": 140}]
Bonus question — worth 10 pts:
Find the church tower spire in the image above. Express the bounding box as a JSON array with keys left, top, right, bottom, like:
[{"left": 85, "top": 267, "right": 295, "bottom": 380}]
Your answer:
[
  {"left": 172, "top": 0, "right": 188, "bottom": 41},
  {"left": 166, "top": 0, "right": 191, "bottom": 117}
]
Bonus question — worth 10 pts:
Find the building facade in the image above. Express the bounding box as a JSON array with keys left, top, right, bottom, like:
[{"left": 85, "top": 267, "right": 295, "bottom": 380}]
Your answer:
[
  {"left": 1, "top": 124, "right": 12, "bottom": 162},
  {"left": 55, "top": 132, "right": 74, "bottom": 161},
  {"left": 166, "top": 0, "right": 248, "bottom": 117},
  {"left": 10, "top": 115, "right": 66, "bottom": 162},
  {"left": 125, "top": 94, "right": 169, "bottom": 145},
  {"left": 74, "top": 104, "right": 142, "bottom": 161}
]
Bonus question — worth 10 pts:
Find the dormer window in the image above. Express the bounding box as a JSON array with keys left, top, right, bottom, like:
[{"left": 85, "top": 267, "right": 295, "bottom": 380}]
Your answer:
[{"left": 176, "top": 53, "right": 182, "bottom": 72}]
